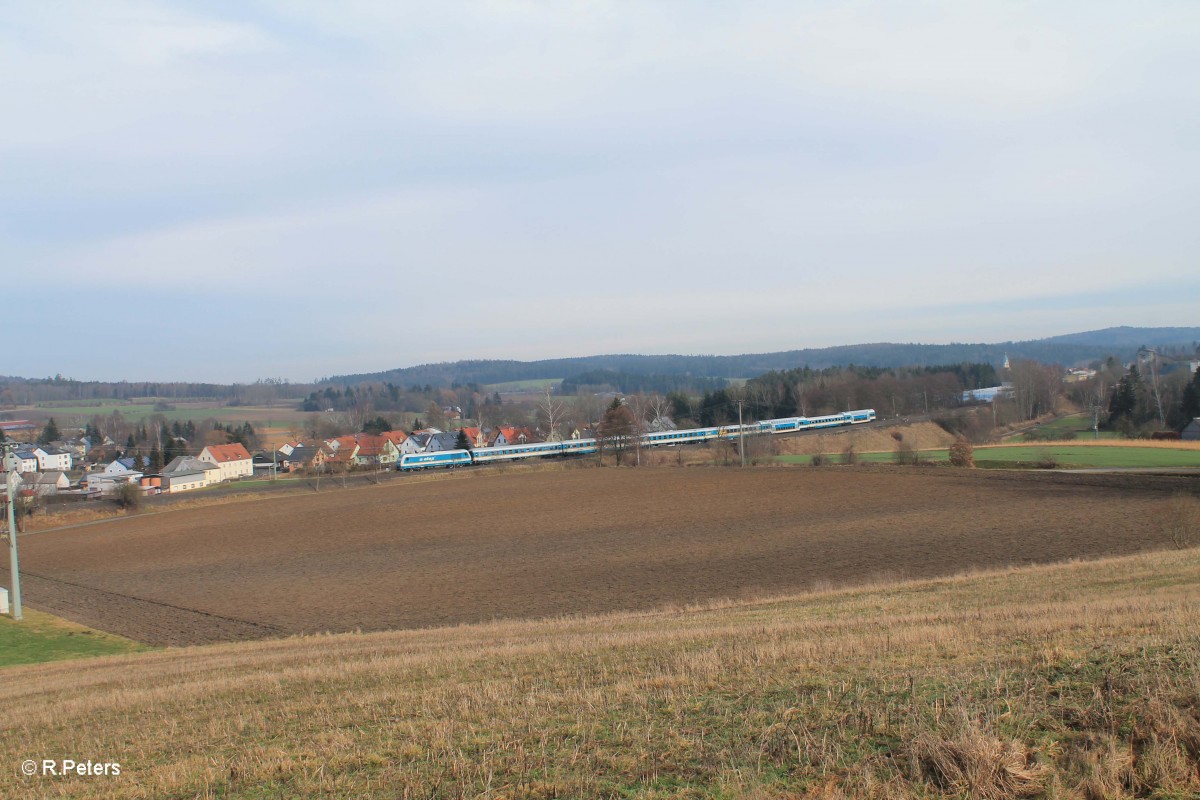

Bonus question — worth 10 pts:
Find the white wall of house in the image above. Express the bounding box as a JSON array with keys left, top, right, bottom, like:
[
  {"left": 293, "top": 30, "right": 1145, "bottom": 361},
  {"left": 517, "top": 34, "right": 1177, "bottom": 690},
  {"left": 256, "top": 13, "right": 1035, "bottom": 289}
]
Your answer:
[
  {"left": 198, "top": 449, "right": 254, "bottom": 481},
  {"left": 84, "top": 472, "right": 142, "bottom": 495},
  {"left": 166, "top": 472, "right": 208, "bottom": 493},
  {"left": 34, "top": 448, "right": 72, "bottom": 471},
  {"left": 398, "top": 438, "right": 424, "bottom": 455}
]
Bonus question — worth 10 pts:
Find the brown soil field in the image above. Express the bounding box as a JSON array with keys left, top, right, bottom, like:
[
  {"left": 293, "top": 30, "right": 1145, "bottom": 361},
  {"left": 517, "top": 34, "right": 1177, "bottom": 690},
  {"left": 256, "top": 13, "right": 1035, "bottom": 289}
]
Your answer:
[{"left": 11, "top": 467, "right": 1196, "bottom": 647}]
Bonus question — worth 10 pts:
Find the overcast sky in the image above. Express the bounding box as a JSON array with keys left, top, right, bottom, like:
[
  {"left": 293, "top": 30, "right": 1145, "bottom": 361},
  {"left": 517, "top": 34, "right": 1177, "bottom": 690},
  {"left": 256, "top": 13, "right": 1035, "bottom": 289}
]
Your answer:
[{"left": 4, "top": 2, "right": 1197, "bottom": 382}]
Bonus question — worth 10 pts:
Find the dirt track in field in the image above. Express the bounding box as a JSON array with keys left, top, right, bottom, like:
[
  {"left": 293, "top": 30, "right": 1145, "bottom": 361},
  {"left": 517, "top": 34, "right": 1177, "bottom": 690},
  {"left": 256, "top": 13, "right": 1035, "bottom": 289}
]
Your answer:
[{"left": 9, "top": 467, "right": 1194, "bottom": 646}]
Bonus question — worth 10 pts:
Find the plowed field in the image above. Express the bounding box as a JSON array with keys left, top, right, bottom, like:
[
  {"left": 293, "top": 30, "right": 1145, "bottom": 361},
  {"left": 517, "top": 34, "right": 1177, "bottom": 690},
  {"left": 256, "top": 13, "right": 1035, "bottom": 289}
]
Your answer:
[{"left": 12, "top": 467, "right": 1192, "bottom": 646}]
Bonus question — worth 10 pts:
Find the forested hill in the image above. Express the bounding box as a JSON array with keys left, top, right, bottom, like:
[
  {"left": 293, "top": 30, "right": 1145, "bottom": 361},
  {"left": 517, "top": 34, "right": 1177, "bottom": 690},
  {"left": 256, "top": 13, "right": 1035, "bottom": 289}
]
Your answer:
[{"left": 325, "top": 327, "right": 1200, "bottom": 387}]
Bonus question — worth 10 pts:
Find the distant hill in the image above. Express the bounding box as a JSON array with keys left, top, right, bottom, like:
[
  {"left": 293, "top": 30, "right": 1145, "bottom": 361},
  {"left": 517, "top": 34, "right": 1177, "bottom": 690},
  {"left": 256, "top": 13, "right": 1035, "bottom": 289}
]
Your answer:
[{"left": 327, "top": 327, "right": 1200, "bottom": 388}]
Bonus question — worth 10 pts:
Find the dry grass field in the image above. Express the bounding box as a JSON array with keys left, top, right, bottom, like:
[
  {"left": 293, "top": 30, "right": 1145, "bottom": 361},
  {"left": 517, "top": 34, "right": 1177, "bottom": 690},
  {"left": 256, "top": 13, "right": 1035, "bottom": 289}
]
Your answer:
[
  {"left": 14, "top": 467, "right": 1197, "bottom": 647},
  {"left": 2, "top": 547, "right": 1198, "bottom": 798},
  {"left": 773, "top": 422, "right": 958, "bottom": 456}
]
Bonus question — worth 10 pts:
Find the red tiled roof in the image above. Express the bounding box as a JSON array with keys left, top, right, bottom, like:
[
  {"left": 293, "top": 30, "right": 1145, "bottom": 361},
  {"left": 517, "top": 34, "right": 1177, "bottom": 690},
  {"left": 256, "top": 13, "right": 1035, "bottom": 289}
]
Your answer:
[
  {"left": 380, "top": 430, "right": 409, "bottom": 445},
  {"left": 203, "top": 443, "right": 252, "bottom": 463},
  {"left": 354, "top": 435, "right": 388, "bottom": 456}
]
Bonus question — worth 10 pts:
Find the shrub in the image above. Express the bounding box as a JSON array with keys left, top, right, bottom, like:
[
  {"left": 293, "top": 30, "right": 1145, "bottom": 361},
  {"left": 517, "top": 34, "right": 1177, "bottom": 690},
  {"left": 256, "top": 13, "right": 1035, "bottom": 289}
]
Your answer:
[
  {"left": 113, "top": 482, "right": 142, "bottom": 511},
  {"left": 948, "top": 437, "right": 975, "bottom": 468},
  {"left": 895, "top": 440, "right": 919, "bottom": 466},
  {"left": 1036, "top": 451, "right": 1059, "bottom": 469},
  {"left": 842, "top": 443, "right": 858, "bottom": 466},
  {"left": 811, "top": 453, "right": 828, "bottom": 466}
]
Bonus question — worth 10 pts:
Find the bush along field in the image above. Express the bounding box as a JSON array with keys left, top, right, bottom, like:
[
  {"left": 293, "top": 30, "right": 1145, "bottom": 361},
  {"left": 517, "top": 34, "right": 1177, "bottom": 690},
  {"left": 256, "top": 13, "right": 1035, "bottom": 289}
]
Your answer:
[{"left": 2, "top": 546, "right": 1199, "bottom": 799}]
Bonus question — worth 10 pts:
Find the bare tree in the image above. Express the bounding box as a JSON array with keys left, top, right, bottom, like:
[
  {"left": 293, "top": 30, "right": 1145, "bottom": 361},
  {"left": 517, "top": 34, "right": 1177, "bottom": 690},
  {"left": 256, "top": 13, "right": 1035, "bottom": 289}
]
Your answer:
[
  {"left": 537, "top": 386, "right": 567, "bottom": 441},
  {"left": 646, "top": 393, "right": 673, "bottom": 428}
]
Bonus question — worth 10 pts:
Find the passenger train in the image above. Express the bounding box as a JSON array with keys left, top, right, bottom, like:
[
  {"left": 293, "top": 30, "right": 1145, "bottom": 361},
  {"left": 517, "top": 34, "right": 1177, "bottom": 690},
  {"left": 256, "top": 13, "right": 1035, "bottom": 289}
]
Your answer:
[{"left": 399, "top": 408, "right": 876, "bottom": 471}]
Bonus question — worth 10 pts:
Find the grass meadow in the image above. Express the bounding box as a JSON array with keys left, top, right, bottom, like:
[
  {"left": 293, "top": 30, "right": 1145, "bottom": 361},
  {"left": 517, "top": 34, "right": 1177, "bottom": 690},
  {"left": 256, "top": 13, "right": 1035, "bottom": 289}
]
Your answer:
[
  {"left": 2, "top": 545, "right": 1198, "bottom": 798},
  {"left": 780, "top": 442, "right": 1200, "bottom": 469},
  {"left": 1011, "top": 414, "right": 1121, "bottom": 442},
  {"left": 17, "top": 399, "right": 313, "bottom": 428},
  {"left": 0, "top": 608, "right": 149, "bottom": 668}
]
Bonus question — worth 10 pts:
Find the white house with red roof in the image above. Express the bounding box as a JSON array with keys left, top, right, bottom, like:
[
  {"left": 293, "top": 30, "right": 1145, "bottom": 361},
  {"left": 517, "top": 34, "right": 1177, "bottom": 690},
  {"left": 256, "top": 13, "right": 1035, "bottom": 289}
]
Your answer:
[
  {"left": 351, "top": 435, "right": 399, "bottom": 467},
  {"left": 198, "top": 443, "right": 254, "bottom": 481}
]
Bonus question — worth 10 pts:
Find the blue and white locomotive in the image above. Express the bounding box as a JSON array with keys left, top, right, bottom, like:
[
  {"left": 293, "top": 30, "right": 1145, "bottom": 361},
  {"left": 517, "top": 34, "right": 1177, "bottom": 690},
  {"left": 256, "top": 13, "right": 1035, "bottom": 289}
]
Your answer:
[{"left": 399, "top": 408, "right": 876, "bottom": 471}]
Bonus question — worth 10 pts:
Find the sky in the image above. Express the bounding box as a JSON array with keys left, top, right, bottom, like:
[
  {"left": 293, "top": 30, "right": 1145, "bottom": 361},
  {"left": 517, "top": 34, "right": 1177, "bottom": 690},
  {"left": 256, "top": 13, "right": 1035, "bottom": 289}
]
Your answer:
[{"left": 3, "top": 1, "right": 1198, "bottom": 382}]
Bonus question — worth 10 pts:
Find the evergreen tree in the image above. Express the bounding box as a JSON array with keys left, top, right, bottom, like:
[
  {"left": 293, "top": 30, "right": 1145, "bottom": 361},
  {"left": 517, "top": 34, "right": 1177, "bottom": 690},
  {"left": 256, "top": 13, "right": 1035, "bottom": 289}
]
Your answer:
[
  {"left": 363, "top": 416, "right": 391, "bottom": 435},
  {"left": 1108, "top": 371, "right": 1139, "bottom": 423},
  {"left": 1180, "top": 369, "right": 1200, "bottom": 426},
  {"left": 150, "top": 446, "right": 163, "bottom": 473},
  {"left": 455, "top": 430, "right": 471, "bottom": 450},
  {"left": 37, "top": 417, "right": 62, "bottom": 445}
]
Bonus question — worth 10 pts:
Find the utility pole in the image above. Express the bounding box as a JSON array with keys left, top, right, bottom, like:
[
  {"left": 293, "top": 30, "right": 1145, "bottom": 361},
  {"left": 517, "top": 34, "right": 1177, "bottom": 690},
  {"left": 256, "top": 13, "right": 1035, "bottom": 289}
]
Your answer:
[{"left": 3, "top": 442, "right": 23, "bottom": 621}]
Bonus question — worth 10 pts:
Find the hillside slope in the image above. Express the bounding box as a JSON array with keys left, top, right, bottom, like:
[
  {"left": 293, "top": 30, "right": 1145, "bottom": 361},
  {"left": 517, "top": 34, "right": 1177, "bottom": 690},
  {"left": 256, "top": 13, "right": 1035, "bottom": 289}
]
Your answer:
[
  {"left": 328, "top": 326, "right": 1200, "bottom": 386},
  {"left": 3, "top": 548, "right": 1198, "bottom": 798}
]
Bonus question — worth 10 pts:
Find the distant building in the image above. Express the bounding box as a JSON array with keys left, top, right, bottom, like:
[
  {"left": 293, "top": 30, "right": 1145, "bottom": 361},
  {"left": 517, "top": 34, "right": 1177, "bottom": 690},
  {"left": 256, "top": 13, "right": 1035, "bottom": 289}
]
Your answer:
[
  {"left": 33, "top": 446, "right": 72, "bottom": 472},
  {"left": 162, "top": 456, "right": 220, "bottom": 493},
  {"left": 21, "top": 471, "right": 70, "bottom": 496},
  {"left": 424, "top": 432, "right": 464, "bottom": 452},
  {"left": 198, "top": 443, "right": 254, "bottom": 481},
  {"left": 1183, "top": 418, "right": 1200, "bottom": 442},
  {"left": 12, "top": 447, "right": 39, "bottom": 473}
]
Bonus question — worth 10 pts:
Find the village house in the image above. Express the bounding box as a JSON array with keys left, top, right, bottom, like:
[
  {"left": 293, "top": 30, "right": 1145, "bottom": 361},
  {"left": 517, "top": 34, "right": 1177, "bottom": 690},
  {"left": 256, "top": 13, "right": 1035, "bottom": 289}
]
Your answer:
[
  {"left": 380, "top": 430, "right": 409, "bottom": 450},
  {"left": 325, "top": 435, "right": 358, "bottom": 452},
  {"left": 84, "top": 461, "right": 144, "bottom": 495},
  {"left": 423, "top": 432, "right": 466, "bottom": 452},
  {"left": 20, "top": 471, "right": 70, "bottom": 496},
  {"left": 34, "top": 445, "right": 72, "bottom": 472},
  {"left": 273, "top": 443, "right": 317, "bottom": 471},
  {"left": 52, "top": 437, "right": 90, "bottom": 462},
  {"left": 406, "top": 432, "right": 433, "bottom": 453},
  {"left": 198, "top": 443, "right": 254, "bottom": 481},
  {"left": 102, "top": 457, "right": 139, "bottom": 477},
  {"left": 161, "top": 456, "right": 220, "bottom": 493},
  {"left": 490, "top": 427, "right": 516, "bottom": 447},
  {"left": 351, "top": 435, "right": 399, "bottom": 467},
  {"left": 325, "top": 445, "right": 356, "bottom": 470},
  {"left": 12, "top": 447, "right": 39, "bottom": 473},
  {"left": 458, "top": 427, "right": 488, "bottom": 448},
  {"left": 490, "top": 427, "right": 538, "bottom": 446},
  {"left": 1183, "top": 418, "right": 1200, "bottom": 442}
]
